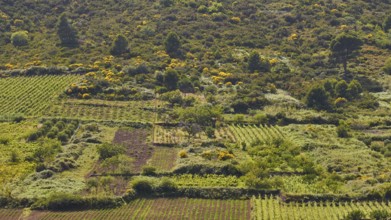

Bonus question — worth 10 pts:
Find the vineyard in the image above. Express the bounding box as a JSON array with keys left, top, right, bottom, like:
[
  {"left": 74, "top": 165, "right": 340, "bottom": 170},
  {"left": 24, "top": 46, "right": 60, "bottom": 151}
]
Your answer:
[
  {"left": 0, "top": 209, "right": 22, "bottom": 220},
  {"left": 253, "top": 196, "right": 391, "bottom": 220},
  {"left": 153, "top": 126, "right": 186, "bottom": 145},
  {"left": 147, "top": 147, "right": 178, "bottom": 171},
  {"left": 48, "top": 99, "right": 157, "bottom": 122},
  {"left": 170, "top": 174, "right": 243, "bottom": 188},
  {"left": 0, "top": 75, "right": 80, "bottom": 117},
  {"left": 215, "top": 124, "right": 285, "bottom": 145},
  {"left": 29, "top": 198, "right": 250, "bottom": 220}
]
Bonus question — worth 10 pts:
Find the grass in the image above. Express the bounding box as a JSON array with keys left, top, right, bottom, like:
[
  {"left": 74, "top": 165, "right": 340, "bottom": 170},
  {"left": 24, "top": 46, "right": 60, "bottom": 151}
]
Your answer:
[
  {"left": 0, "top": 121, "right": 38, "bottom": 190},
  {"left": 0, "top": 75, "right": 80, "bottom": 117}
]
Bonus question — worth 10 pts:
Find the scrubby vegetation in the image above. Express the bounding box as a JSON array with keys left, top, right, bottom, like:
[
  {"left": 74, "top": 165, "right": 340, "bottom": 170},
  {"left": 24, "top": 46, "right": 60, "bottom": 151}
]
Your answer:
[{"left": 0, "top": 0, "right": 391, "bottom": 219}]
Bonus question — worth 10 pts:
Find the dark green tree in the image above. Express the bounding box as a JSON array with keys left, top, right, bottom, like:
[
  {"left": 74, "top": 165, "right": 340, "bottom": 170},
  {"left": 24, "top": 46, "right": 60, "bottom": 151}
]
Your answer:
[
  {"left": 248, "top": 51, "right": 270, "bottom": 73},
  {"left": 110, "top": 35, "right": 129, "bottom": 56},
  {"left": 57, "top": 13, "right": 78, "bottom": 47},
  {"left": 248, "top": 52, "right": 261, "bottom": 73},
  {"left": 160, "top": 0, "right": 174, "bottom": 7},
  {"left": 164, "top": 69, "right": 179, "bottom": 91},
  {"left": 330, "top": 33, "right": 363, "bottom": 75},
  {"left": 335, "top": 80, "right": 348, "bottom": 98},
  {"left": 306, "top": 85, "right": 331, "bottom": 110},
  {"left": 383, "top": 15, "right": 391, "bottom": 32},
  {"left": 343, "top": 210, "right": 365, "bottom": 220},
  {"left": 347, "top": 79, "right": 362, "bottom": 99},
  {"left": 164, "top": 32, "right": 181, "bottom": 55}
]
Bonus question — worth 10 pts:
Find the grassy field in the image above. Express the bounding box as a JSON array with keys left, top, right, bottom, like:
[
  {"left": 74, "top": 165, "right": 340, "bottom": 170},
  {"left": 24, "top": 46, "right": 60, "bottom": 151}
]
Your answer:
[
  {"left": 0, "top": 121, "right": 38, "bottom": 188},
  {"left": 0, "top": 75, "right": 80, "bottom": 117},
  {"left": 15, "top": 198, "right": 250, "bottom": 220},
  {"left": 253, "top": 196, "right": 391, "bottom": 220}
]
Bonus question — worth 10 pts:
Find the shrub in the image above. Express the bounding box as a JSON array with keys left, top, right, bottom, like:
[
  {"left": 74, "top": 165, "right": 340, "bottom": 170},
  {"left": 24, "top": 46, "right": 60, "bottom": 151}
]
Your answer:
[
  {"left": 131, "top": 178, "right": 154, "bottom": 195},
  {"left": 306, "top": 85, "right": 331, "bottom": 111},
  {"left": 179, "top": 150, "right": 188, "bottom": 158},
  {"left": 383, "top": 57, "right": 391, "bottom": 74},
  {"left": 110, "top": 35, "right": 129, "bottom": 56},
  {"left": 343, "top": 210, "right": 365, "bottom": 220},
  {"left": 156, "top": 178, "right": 178, "bottom": 193},
  {"left": 370, "top": 210, "right": 390, "bottom": 220},
  {"left": 337, "top": 121, "right": 350, "bottom": 138},
  {"left": 11, "top": 31, "right": 28, "bottom": 46},
  {"left": 142, "top": 166, "right": 157, "bottom": 176},
  {"left": 96, "top": 143, "right": 125, "bottom": 160}
]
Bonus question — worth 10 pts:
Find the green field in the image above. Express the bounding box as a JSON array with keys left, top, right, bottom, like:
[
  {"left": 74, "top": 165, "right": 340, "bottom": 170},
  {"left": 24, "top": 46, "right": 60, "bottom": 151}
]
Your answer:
[{"left": 0, "top": 75, "right": 80, "bottom": 117}]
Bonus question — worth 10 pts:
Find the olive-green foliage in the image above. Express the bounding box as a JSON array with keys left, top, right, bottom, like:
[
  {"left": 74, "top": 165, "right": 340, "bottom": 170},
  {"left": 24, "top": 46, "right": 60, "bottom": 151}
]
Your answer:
[
  {"left": 96, "top": 143, "right": 125, "bottom": 160},
  {"left": 11, "top": 31, "right": 28, "bottom": 46},
  {"left": 163, "top": 69, "right": 179, "bottom": 91},
  {"left": 110, "top": 35, "right": 129, "bottom": 56},
  {"left": 57, "top": 13, "right": 78, "bottom": 47},
  {"left": 370, "top": 210, "right": 390, "bottom": 220},
  {"left": 177, "top": 105, "right": 222, "bottom": 127},
  {"left": 383, "top": 57, "right": 391, "bottom": 74},
  {"left": 337, "top": 121, "right": 350, "bottom": 138},
  {"left": 141, "top": 166, "right": 156, "bottom": 176},
  {"left": 343, "top": 210, "right": 365, "bottom": 220},
  {"left": 305, "top": 85, "right": 330, "bottom": 110}
]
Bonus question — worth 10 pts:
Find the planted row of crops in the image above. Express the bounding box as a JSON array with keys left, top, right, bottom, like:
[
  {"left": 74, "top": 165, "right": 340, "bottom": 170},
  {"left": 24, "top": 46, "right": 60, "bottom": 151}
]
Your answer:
[
  {"left": 49, "top": 99, "right": 156, "bottom": 122},
  {"left": 0, "top": 209, "right": 22, "bottom": 220},
  {"left": 0, "top": 75, "right": 80, "bottom": 116},
  {"left": 153, "top": 126, "right": 186, "bottom": 145},
  {"left": 147, "top": 147, "right": 178, "bottom": 171},
  {"left": 253, "top": 195, "right": 391, "bottom": 220},
  {"left": 170, "top": 174, "right": 243, "bottom": 188},
  {"left": 223, "top": 124, "right": 285, "bottom": 145},
  {"left": 34, "top": 198, "right": 250, "bottom": 220}
]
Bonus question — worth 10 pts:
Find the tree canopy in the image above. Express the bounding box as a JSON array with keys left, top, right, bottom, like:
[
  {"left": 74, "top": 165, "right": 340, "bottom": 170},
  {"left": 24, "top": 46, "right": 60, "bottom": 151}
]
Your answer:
[{"left": 330, "top": 33, "right": 363, "bottom": 75}]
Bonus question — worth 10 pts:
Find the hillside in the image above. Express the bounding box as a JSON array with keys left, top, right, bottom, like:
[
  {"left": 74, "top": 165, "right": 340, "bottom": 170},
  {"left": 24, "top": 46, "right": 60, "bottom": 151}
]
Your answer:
[{"left": 1, "top": 0, "right": 391, "bottom": 219}]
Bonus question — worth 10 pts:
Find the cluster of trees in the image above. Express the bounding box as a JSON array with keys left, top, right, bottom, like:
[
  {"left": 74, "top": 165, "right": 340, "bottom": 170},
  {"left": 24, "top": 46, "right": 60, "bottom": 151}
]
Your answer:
[{"left": 306, "top": 79, "right": 363, "bottom": 111}]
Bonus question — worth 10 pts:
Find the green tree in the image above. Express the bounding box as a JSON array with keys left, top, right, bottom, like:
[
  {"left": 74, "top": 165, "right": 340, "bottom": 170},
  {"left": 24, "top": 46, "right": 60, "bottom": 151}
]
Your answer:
[
  {"left": 11, "top": 31, "right": 28, "bottom": 46},
  {"left": 57, "top": 13, "right": 78, "bottom": 47},
  {"left": 96, "top": 143, "right": 125, "bottom": 160},
  {"left": 305, "top": 85, "right": 331, "bottom": 110},
  {"left": 164, "top": 32, "right": 181, "bottom": 55},
  {"left": 330, "top": 33, "right": 363, "bottom": 75},
  {"left": 164, "top": 69, "right": 179, "bottom": 91},
  {"left": 335, "top": 80, "right": 348, "bottom": 98},
  {"left": 160, "top": 0, "right": 174, "bottom": 7},
  {"left": 110, "top": 35, "right": 129, "bottom": 56},
  {"left": 248, "top": 52, "right": 270, "bottom": 73},
  {"left": 383, "top": 15, "right": 391, "bottom": 32},
  {"left": 347, "top": 79, "right": 362, "bottom": 99}
]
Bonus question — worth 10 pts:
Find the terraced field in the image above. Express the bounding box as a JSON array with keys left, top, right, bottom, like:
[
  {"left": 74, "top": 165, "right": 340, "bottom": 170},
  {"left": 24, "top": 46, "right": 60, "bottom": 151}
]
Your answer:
[{"left": 0, "top": 75, "right": 80, "bottom": 117}]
